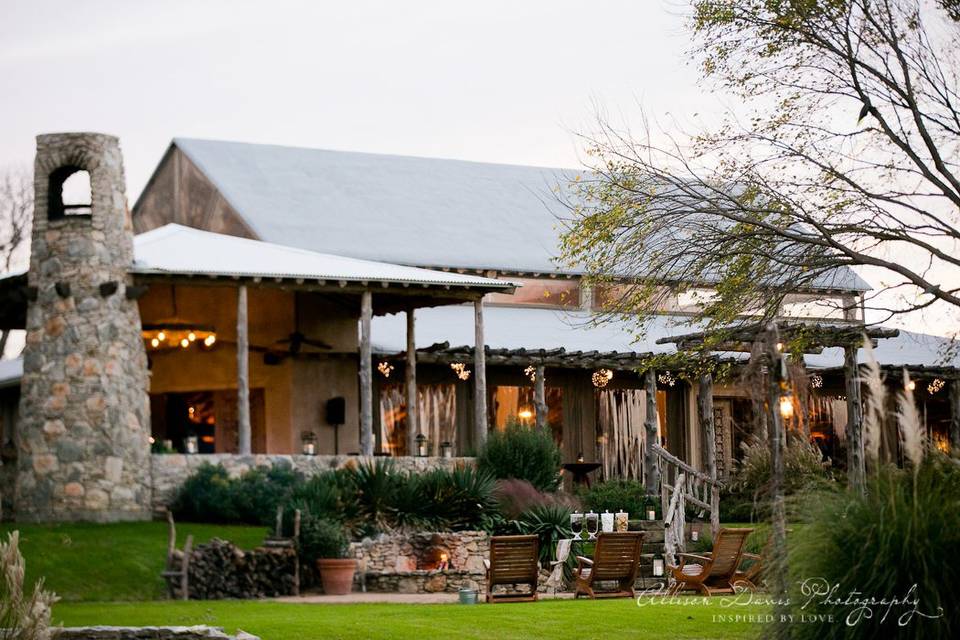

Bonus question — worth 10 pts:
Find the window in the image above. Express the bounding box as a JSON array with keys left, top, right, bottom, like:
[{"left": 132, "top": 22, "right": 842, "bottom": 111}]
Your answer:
[
  {"left": 490, "top": 385, "right": 563, "bottom": 446},
  {"left": 48, "top": 166, "right": 92, "bottom": 219}
]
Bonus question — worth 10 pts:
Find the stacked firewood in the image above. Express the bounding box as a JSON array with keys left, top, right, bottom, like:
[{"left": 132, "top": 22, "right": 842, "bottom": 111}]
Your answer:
[{"left": 172, "top": 538, "right": 297, "bottom": 599}]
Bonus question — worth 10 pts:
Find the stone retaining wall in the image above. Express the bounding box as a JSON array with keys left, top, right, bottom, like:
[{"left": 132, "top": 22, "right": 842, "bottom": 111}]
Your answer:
[
  {"left": 56, "top": 626, "right": 257, "bottom": 640},
  {"left": 150, "top": 454, "right": 474, "bottom": 511}
]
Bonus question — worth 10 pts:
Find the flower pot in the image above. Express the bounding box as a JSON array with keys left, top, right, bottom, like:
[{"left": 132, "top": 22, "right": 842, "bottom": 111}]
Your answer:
[{"left": 316, "top": 558, "right": 357, "bottom": 595}]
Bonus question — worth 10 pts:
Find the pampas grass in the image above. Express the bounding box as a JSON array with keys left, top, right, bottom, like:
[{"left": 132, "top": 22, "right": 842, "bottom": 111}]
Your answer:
[
  {"left": 1, "top": 531, "right": 58, "bottom": 640},
  {"left": 898, "top": 369, "right": 924, "bottom": 469},
  {"left": 861, "top": 337, "right": 885, "bottom": 467}
]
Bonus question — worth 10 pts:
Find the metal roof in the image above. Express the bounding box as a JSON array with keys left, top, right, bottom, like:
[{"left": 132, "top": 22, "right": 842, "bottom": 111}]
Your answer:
[
  {"left": 164, "top": 138, "right": 872, "bottom": 292},
  {"left": 132, "top": 224, "right": 516, "bottom": 289}
]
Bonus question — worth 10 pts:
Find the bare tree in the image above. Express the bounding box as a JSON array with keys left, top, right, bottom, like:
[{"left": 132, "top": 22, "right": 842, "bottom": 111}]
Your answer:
[
  {"left": 560, "top": 0, "right": 959, "bottom": 350},
  {"left": 0, "top": 168, "right": 33, "bottom": 358}
]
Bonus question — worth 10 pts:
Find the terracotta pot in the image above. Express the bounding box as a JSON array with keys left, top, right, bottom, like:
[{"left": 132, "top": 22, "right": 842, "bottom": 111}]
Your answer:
[{"left": 316, "top": 558, "right": 356, "bottom": 595}]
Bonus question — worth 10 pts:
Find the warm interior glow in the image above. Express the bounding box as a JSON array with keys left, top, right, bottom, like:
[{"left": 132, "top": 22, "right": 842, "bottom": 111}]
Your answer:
[
  {"left": 779, "top": 396, "right": 795, "bottom": 420},
  {"left": 517, "top": 408, "right": 534, "bottom": 420}
]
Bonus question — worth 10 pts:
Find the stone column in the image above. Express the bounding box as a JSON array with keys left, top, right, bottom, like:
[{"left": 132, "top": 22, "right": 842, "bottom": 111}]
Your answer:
[{"left": 17, "top": 133, "right": 151, "bottom": 522}]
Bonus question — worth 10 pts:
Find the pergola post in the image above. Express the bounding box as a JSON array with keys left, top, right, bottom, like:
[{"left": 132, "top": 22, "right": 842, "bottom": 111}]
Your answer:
[
  {"left": 359, "top": 291, "right": 374, "bottom": 456},
  {"left": 474, "top": 299, "right": 488, "bottom": 447},
  {"left": 643, "top": 368, "right": 660, "bottom": 495},
  {"left": 405, "top": 309, "right": 418, "bottom": 456},
  {"left": 844, "top": 344, "right": 865, "bottom": 491},
  {"left": 236, "top": 285, "right": 251, "bottom": 455},
  {"left": 950, "top": 380, "right": 960, "bottom": 455},
  {"left": 698, "top": 373, "right": 719, "bottom": 539},
  {"left": 534, "top": 364, "right": 547, "bottom": 430},
  {"left": 764, "top": 323, "right": 790, "bottom": 633}
]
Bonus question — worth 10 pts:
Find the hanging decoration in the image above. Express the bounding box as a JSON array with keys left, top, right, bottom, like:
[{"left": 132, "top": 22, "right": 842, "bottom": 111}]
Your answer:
[
  {"left": 450, "top": 362, "right": 471, "bottom": 381},
  {"left": 524, "top": 365, "right": 537, "bottom": 382},
  {"left": 810, "top": 373, "right": 823, "bottom": 389},
  {"left": 928, "top": 378, "right": 945, "bottom": 394},
  {"left": 377, "top": 361, "right": 395, "bottom": 378},
  {"left": 142, "top": 325, "right": 216, "bottom": 352},
  {"left": 657, "top": 371, "right": 676, "bottom": 387},
  {"left": 592, "top": 368, "right": 614, "bottom": 388}
]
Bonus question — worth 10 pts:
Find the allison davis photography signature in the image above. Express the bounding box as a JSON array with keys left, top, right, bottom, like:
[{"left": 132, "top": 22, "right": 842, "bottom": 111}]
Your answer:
[{"left": 635, "top": 578, "right": 945, "bottom": 627}]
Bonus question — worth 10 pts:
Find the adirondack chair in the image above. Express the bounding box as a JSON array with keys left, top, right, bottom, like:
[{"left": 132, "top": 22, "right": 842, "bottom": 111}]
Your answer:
[
  {"left": 573, "top": 531, "right": 645, "bottom": 599},
  {"left": 483, "top": 535, "right": 540, "bottom": 603},
  {"left": 668, "top": 527, "right": 754, "bottom": 596}
]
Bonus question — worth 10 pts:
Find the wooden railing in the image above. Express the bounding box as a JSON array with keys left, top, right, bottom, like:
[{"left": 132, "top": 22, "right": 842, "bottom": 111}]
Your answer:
[{"left": 651, "top": 443, "right": 723, "bottom": 541}]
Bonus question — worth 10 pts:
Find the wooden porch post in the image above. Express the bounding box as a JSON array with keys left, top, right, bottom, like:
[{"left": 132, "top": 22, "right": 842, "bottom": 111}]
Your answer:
[
  {"left": 474, "top": 299, "right": 488, "bottom": 447},
  {"left": 405, "top": 309, "right": 418, "bottom": 456},
  {"left": 236, "top": 285, "right": 251, "bottom": 455},
  {"left": 698, "top": 373, "right": 719, "bottom": 538},
  {"left": 844, "top": 344, "right": 865, "bottom": 491},
  {"left": 643, "top": 368, "right": 660, "bottom": 495},
  {"left": 950, "top": 380, "right": 960, "bottom": 455},
  {"left": 534, "top": 364, "right": 547, "bottom": 430},
  {"left": 765, "top": 323, "right": 790, "bottom": 634},
  {"left": 359, "top": 291, "right": 374, "bottom": 456}
]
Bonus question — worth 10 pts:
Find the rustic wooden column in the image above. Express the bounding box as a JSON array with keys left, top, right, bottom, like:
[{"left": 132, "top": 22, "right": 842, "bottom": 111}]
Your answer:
[
  {"left": 643, "top": 368, "right": 660, "bottom": 495},
  {"left": 698, "top": 373, "right": 719, "bottom": 538},
  {"left": 534, "top": 364, "right": 547, "bottom": 430},
  {"left": 236, "top": 285, "right": 251, "bottom": 455},
  {"left": 359, "top": 291, "right": 374, "bottom": 456},
  {"left": 765, "top": 324, "right": 790, "bottom": 635},
  {"left": 474, "top": 299, "right": 488, "bottom": 447},
  {"left": 950, "top": 380, "right": 960, "bottom": 455},
  {"left": 405, "top": 309, "right": 418, "bottom": 456},
  {"left": 844, "top": 344, "right": 865, "bottom": 491}
]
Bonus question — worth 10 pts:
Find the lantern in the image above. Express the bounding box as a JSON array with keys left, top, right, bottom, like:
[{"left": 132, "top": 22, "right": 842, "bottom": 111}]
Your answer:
[{"left": 415, "top": 433, "right": 428, "bottom": 457}]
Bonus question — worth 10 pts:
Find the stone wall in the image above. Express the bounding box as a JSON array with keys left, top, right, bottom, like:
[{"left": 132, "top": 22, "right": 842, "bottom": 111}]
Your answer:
[
  {"left": 150, "top": 453, "right": 474, "bottom": 511},
  {"left": 350, "top": 531, "right": 488, "bottom": 594},
  {"left": 16, "top": 133, "right": 151, "bottom": 522},
  {"left": 56, "top": 626, "right": 257, "bottom": 640}
]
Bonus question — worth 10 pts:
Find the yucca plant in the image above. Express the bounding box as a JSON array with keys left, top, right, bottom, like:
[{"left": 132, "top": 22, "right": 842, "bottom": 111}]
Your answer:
[
  {"left": 1, "top": 531, "right": 58, "bottom": 640},
  {"left": 508, "top": 503, "right": 573, "bottom": 567}
]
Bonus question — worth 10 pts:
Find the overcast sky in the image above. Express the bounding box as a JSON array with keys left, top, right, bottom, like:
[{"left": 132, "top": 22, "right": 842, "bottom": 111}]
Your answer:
[{"left": 1, "top": 0, "right": 955, "bottom": 337}]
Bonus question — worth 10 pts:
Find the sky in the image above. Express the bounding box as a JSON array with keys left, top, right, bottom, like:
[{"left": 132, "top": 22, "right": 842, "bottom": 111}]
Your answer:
[{"left": 0, "top": 0, "right": 955, "bottom": 338}]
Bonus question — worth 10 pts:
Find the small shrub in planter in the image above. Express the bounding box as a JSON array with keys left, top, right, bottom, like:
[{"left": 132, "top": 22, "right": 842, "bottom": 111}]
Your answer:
[
  {"left": 477, "top": 421, "right": 562, "bottom": 492},
  {"left": 299, "top": 514, "right": 355, "bottom": 595}
]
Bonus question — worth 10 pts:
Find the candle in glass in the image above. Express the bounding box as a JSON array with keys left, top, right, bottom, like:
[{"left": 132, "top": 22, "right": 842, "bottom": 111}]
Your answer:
[
  {"left": 652, "top": 557, "right": 664, "bottom": 577},
  {"left": 601, "top": 511, "right": 614, "bottom": 533},
  {"left": 614, "top": 510, "right": 628, "bottom": 532}
]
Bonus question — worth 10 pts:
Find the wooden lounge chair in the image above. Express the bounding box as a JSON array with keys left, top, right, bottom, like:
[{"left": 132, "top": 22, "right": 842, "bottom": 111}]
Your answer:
[
  {"left": 483, "top": 535, "right": 540, "bottom": 603},
  {"left": 733, "top": 529, "right": 789, "bottom": 592},
  {"left": 573, "top": 531, "right": 645, "bottom": 599},
  {"left": 668, "top": 527, "right": 754, "bottom": 596}
]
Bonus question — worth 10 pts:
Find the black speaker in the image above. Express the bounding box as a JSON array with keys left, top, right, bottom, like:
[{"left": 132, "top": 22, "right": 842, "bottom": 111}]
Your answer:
[{"left": 325, "top": 397, "right": 345, "bottom": 425}]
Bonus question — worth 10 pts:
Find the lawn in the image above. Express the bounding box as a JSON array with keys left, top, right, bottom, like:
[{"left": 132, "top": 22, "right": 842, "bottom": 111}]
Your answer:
[
  {"left": 54, "top": 599, "right": 769, "bottom": 640},
  {"left": 1, "top": 521, "right": 268, "bottom": 602}
]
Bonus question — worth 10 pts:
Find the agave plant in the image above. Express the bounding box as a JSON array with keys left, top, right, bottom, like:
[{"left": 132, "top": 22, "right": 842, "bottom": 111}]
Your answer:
[{"left": 1, "top": 531, "right": 58, "bottom": 640}]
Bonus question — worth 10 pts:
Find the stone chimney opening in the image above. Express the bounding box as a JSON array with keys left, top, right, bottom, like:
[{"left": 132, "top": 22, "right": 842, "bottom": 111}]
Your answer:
[{"left": 48, "top": 166, "right": 92, "bottom": 219}]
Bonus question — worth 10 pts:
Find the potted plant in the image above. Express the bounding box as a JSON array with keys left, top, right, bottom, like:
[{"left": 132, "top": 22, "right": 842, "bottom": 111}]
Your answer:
[{"left": 300, "top": 515, "right": 355, "bottom": 595}]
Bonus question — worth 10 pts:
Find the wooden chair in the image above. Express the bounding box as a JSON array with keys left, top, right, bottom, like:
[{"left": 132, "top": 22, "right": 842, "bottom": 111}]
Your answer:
[
  {"left": 483, "top": 535, "right": 540, "bottom": 603},
  {"left": 733, "top": 529, "right": 788, "bottom": 592},
  {"left": 573, "top": 531, "right": 645, "bottom": 599},
  {"left": 668, "top": 527, "right": 754, "bottom": 596}
]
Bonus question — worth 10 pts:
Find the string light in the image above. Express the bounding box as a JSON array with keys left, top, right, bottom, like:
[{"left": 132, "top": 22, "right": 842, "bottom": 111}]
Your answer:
[
  {"left": 906, "top": 380, "right": 916, "bottom": 391},
  {"left": 377, "top": 361, "right": 395, "bottom": 378},
  {"left": 203, "top": 334, "right": 216, "bottom": 347},
  {"left": 658, "top": 371, "right": 676, "bottom": 387},
  {"left": 143, "top": 326, "right": 217, "bottom": 352},
  {"left": 592, "top": 368, "right": 614, "bottom": 388},
  {"left": 180, "top": 338, "right": 189, "bottom": 348},
  {"left": 450, "top": 362, "right": 471, "bottom": 381},
  {"left": 810, "top": 373, "right": 823, "bottom": 389},
  {"left": 928, "top": 378, "right": 945, "bottom": 394},
  {"left": 524, "top": 365, "right": 537, "bottom": 382}
]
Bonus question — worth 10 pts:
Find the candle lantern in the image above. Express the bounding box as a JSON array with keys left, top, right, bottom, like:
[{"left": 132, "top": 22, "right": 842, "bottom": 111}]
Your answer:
[
  {"left": 184, "top": 436, "right": 198, "bottom": 455},
  {"left": 690, "top": 524, "right": 700, "bottom": 542},
  {"left": 415, "top": 433, "right": 428, "bottom": 457},
  {"left": 440, "top": 441, "right": 453, "bottom": 458},
  {"left": 652, "top": 556, "right": 664, "bottom": 577},
  {"left": 301, "top": 431, "right": 318, "bottom": 456},
  {"left": 646, "top": 505, "right": 656, "bottom": 521},
  {"left": 162, "top": 439, "right": 174, "bottom": 452},
  {"left": 601, "top": 511, "right": 614, "bottom": 533},
  {"left": 570, "top": 512, "right": 584, "bottom": 540},
  {"left": 614, "top": 509, "right": 629, "bottom": 532},
  {"left": 585, "top": 511, "right": 599, "bottom": 540}
]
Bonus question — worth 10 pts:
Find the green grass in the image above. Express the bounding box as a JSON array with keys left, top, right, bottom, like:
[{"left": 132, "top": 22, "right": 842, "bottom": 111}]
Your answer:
[
  {"left": 1, "top": 521, "right": 268, "bottom": 602},
  {"left": 54, "top": 599, "right": 767, "bottom": 640}
]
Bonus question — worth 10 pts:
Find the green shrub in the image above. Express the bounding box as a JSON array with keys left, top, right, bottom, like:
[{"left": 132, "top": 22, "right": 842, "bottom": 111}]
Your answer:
[
  {"left": 298, "top": 515, "right": 350, "bottom": 561},
  {"left": 787, "top": 454, "right": 960, "bottom": 640},
  {"left": 233, "top": 465, "right": 303, "bottom": 526},
  {"left": 579, "top": 479, "right": 651, "bottom": 519},
  {"left": 170, "top": 463, "right": 239, "bottom": 523},
  {"left": 731, "top": 436, "right": 831, "bottom": 515},
  {"left": 477, "top": 422, "right": 562, "bottom": 492}
]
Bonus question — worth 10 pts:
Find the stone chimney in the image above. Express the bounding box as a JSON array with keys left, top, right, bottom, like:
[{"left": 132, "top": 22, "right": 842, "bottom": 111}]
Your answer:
[{"left": 16, "top": 133, "right": 151, "bottom": 522}]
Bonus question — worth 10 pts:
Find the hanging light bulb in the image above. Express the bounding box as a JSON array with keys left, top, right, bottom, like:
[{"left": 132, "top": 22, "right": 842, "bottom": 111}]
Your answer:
[
  {"left": 180, "top": 338, "right": 190, "bottom": 348},
  {"left": 150, "top": 338, "right": 160, "bottom": 348},
  {"left": 779, "top": 395, "right": 794, "bottom": 420},
  {"left": 188, "top": 331, "right": 197, "bottom": 342},
  {"left": 204, "top": 334, "right": 216, "bottom": 347},
  {"left": 157, "top": 331, "right": 166, "bottom": 341}
]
